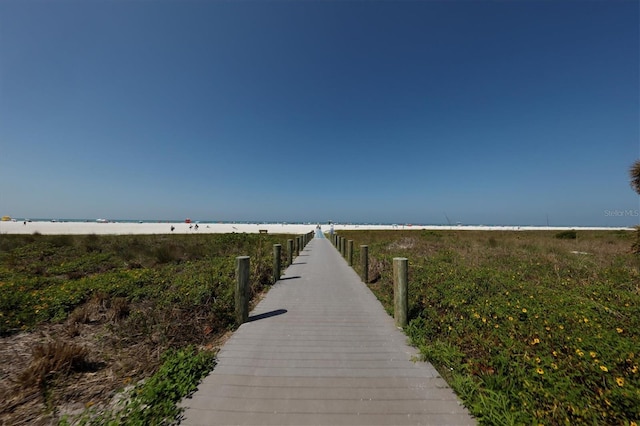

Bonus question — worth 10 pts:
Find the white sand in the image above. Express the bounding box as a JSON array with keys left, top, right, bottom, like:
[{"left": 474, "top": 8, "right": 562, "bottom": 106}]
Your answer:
[{"left": 0, "top": 220, "right": 632, "bottom": 235}]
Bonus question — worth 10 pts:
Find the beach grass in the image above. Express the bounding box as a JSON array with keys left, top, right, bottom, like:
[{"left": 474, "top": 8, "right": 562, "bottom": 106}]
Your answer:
[
  {"left": 0, "top": 233, "right": 291, "bottom": 425},
  {"left": 339, "top": 229, "right": 640, "bottom": 425}
]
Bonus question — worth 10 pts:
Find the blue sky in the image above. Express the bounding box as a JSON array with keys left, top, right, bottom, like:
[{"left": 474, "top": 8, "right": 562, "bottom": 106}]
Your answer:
[{"left": 1, "top": 0, "right": 638, "bottom": 226}]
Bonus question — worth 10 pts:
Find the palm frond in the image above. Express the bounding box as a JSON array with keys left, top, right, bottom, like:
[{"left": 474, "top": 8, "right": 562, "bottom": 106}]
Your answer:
[{"left": 630, "top": 160, "right": 640, "bottom": 195}]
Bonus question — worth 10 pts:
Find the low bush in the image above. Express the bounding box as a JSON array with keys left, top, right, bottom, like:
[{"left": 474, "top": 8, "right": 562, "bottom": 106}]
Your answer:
[{"left": 555, "top": 229, "right": 577, "bottom": 239}]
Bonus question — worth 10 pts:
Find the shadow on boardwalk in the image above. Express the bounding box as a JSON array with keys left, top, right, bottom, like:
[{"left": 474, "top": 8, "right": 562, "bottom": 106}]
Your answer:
[{"left": 248, "top": 309, "right": 288, "bottom": 322}]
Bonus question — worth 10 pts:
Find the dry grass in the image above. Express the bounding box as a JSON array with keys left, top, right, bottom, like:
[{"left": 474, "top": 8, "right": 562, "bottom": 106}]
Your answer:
[{"left": 17, "top": 341, "right": 91, "bottom": 389}]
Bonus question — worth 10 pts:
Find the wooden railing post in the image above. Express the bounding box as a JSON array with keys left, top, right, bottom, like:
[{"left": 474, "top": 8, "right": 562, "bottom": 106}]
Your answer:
[
  {"left": 236, "top": 256, "right": 250, "bottom": 325},
  {"left": 393, "top": 257, "right": 408, "bottom": 328},
  {"left": 360, "top": 245, "right": 368, "bottom": 283},
  {"left": 273, "top": 244, "right": 281, "bottom": 284},
  {"left": 287, "top": 239, "right": 293, "bottom": 265},
  {"left": 347, "top": 240, "right": 353, "bottom": 266}
]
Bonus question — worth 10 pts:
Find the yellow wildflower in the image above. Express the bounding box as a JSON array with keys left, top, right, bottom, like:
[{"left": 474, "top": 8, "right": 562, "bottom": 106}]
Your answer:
[
  {"left": 531, "top": 338, "right": 540, "bottom": 345},
  {"left": 537, "top": 368, "right": 544, "bottom": 375},
  {"left": 575, "top": 349, "right": 584, "bottom": 357},
  {"left": 590, "top": 351, "right": 597, "bottom": 358},
  {"left": 615, "top": 377, "right": 624, "bottom": 387},
  {"left": 616, "top": 327, "right": 623, "bottom": 333},
  {"left": 600, "top": 365, "right": 608, "bottom": 372},
  {"left": 522, "top": 308, "right": 527, "bottom": 313}
]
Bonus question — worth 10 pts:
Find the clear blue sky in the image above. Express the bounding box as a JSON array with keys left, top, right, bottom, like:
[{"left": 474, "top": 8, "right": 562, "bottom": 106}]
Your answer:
[{"left": 1, "top": 0, "right": 638, "bottom": 226}]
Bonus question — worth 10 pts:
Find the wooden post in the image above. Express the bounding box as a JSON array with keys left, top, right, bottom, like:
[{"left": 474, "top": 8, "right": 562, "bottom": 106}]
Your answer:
[
  {"left": 393, "top": 257, "right": 408, "bottom": 328},
  {"left": 287, "top": 239, "right": 293, "bottom": 265},
  {"left": 273, "top": 244, "right": 281, "bottom": 284},
  {"left": 235, "top": 256, "right": 250, "bottom": 325},
  {"left": 361, "top": 245, "right": 368, "bottom": 283},
  {"left": 347, "top": 240, "right": 353, "bottom": 266}
]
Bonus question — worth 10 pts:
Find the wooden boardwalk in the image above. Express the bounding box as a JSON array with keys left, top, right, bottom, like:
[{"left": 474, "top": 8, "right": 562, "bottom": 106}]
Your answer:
[{"left": 180, "top": 236, "right": 475, "bottom": 425}]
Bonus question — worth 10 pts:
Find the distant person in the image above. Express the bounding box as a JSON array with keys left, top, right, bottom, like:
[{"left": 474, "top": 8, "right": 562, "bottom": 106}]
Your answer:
[
  {"left": 170, "top": 226, "right": 175, "bottom": 232},
  {"left": 194, "top": 223, "right": 199, "bottom": 230}
]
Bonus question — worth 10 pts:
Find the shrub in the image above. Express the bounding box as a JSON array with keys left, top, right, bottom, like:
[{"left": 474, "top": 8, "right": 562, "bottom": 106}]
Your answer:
[{"left": 555, "top": 230, "right": 577, "bottom": 239}]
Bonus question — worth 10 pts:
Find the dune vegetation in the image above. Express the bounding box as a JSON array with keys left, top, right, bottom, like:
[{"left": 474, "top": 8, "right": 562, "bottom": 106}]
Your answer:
[
  {"left": 0, "top": 233, "right": 292, "bottom": 425},
  {"left": 337, "top": 229, "right": 639, "bottom": 425}
]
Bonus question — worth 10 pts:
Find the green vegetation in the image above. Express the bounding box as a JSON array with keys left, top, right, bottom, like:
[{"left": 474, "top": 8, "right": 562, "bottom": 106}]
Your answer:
[
  {"left": 339, "top": 230, "right": 640, "bottom": 425},
  {"left": 0, "top": 233, "right": 292, "bottom": 425}
]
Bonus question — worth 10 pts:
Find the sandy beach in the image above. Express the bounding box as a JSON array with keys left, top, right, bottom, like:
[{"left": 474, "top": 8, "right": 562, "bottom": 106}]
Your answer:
[{"left": 0, "top": 220, "right": 632, "bottom": 235}]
